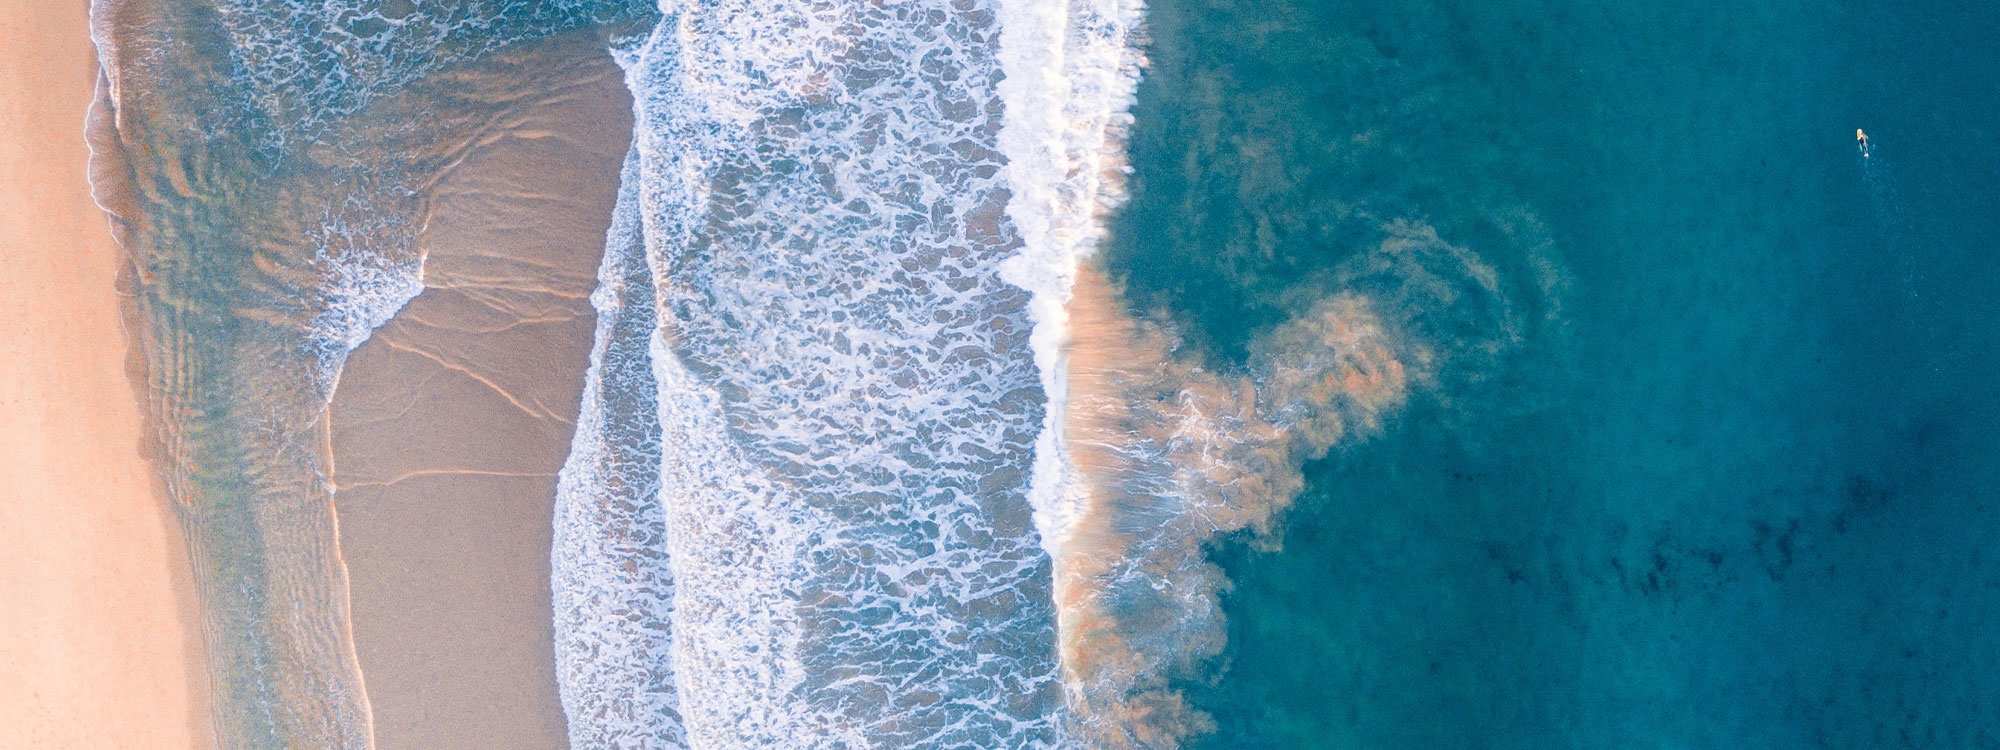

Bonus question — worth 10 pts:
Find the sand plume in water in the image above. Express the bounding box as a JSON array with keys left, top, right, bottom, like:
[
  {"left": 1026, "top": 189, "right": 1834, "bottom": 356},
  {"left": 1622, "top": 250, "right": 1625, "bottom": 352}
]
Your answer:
[{"left": 1054, "top": 220, "right": 1532, "bottom": 748}]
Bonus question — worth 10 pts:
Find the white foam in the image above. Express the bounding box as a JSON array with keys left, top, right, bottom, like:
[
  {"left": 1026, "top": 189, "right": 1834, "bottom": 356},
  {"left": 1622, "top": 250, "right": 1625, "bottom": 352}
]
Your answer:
[
  {"left": 553, "top": 146, "right": 688, "bottom": 749},
  {"left": 560, "top": 0, "right": 1156, "bottom": 742},
  {"left": 993, "top": 0, "right": 1149, "bottom": 556},
  {"left": 581, "top": 1, "right": 1074, "bottom": 744},
  {"left": 302, "top": 201, "right": 425, "bottom": 395}
]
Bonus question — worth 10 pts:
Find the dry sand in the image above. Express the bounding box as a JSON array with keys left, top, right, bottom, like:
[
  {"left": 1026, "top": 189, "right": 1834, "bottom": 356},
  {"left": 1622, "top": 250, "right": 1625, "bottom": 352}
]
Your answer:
[
  {"left": 329, "top": 34, "right": 632, "bottom": 749},
  {"left": 0, "top": 2, "right": 213, "bottom": 748}
]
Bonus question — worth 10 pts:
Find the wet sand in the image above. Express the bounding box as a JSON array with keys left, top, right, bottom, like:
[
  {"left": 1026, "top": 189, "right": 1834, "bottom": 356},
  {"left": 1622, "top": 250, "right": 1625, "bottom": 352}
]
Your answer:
[
  {"left": 0, "top": 2, "right": 213, "bottom": 747},
  {"left": 328, "top": 34, "right": 632, "bottom": 749}
]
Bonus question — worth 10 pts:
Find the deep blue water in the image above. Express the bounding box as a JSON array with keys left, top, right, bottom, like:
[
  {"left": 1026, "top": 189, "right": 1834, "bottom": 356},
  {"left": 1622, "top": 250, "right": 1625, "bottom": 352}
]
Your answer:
[{"left": 1106, "top": 0, "right": 2000, "bottom": 746}]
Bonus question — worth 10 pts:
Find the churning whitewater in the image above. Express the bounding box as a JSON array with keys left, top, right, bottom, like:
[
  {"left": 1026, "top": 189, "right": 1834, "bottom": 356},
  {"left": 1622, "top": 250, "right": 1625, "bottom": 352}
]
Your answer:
[
  {"left": 552, "top": 0, "right": 1131, "bottom": 744},
  {"left": 555, "top": 0, "right": 1518, "bottom": 747}
]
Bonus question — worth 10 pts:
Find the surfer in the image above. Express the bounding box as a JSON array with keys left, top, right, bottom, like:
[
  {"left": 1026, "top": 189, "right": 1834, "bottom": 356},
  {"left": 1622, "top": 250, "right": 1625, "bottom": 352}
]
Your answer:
[{"left": 1857, "top": 128, "right": 1871, "bottom": 158}]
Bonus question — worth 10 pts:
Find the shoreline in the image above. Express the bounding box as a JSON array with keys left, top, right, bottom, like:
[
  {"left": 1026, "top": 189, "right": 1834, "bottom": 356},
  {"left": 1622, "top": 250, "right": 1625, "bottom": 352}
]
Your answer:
[
  {"left": 0, "top": 1, "right": 212, "bottom": 747},
  {"left": 328, "top": 31, "right": 633, "bottom": 748}
]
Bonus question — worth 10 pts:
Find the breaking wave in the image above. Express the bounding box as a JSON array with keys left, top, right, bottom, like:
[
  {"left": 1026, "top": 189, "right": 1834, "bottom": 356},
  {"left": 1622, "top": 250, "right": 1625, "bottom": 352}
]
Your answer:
[{"left": 554, "top": 0, "right": 1554, "bottom": 746}]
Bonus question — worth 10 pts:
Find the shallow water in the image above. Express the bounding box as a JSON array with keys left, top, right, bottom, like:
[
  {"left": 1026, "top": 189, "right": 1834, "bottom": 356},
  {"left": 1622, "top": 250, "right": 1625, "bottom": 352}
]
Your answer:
[
  {"left": 90, "top": 1, "right": 654, "bottom": 745},
  {"left": 1103, "top": 0, "right": 2000, "bottom": 746}
]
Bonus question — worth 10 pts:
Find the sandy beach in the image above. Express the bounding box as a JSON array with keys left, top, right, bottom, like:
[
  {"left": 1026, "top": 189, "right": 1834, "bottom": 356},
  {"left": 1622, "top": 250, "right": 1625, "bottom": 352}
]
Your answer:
[
  {"left": 0, "top": 2, "right": 212, "bottom": 748},
  {"left": 329, "top": 33, "right": 631, "bottom": 749}
]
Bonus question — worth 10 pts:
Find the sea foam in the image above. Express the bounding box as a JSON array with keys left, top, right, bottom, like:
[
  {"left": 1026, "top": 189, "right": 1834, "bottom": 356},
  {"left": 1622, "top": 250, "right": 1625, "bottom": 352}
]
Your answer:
[
  {"left": 554, "top": 145, "right": 687, "bottom": 749},
  {"left": 558, "top": 0, "right": 1073, "bottom": 745},
  {"left": 557, "top": 1, "right": 1525, "bottom": 747}
]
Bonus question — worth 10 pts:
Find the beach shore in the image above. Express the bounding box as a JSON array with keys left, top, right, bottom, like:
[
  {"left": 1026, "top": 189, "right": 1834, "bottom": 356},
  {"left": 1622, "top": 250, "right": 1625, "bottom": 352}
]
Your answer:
[
  {"left": 0, "top": 2, "right": 212, "bottom": 748},
  {"left": 329, "top": 33, "right": 631, "bottom": 749}
]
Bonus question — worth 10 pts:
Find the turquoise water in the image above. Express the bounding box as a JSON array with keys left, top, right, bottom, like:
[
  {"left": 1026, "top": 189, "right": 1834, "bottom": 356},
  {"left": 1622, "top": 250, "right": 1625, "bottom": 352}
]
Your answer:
[{"left": 1108, "top": 0, "right": 2000, "bottom": 746}]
